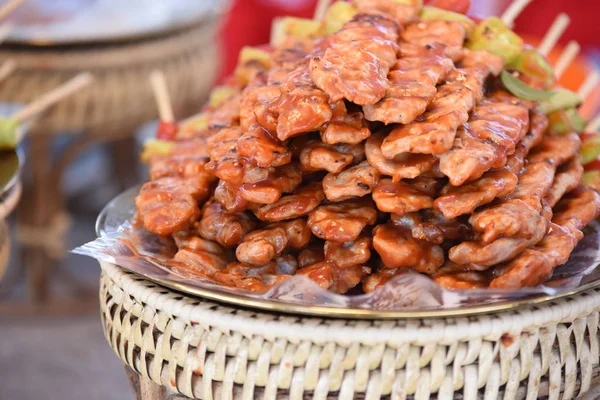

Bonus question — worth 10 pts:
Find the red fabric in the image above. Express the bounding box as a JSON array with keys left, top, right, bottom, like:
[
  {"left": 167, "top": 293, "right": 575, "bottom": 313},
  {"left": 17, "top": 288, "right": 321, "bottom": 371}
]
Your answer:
[{"left": 218, "top": 0, "right": 317, "bottom": 81}]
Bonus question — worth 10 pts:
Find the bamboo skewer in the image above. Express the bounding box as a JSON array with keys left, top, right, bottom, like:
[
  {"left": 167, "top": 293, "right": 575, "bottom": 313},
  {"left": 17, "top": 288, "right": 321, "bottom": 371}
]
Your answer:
[
  {"left": 554, "top": 41, "right": 580, "bottom": 80},
  {"left": 0, "top": 59, "right": 16, "bottom": 84},
  {"left": 538, "top": 13, "right": 570, "bottom": 57},
  {"left": 578, "top": 70, "right": 599, "bottom": 100},
  {"left": 149, "top": 70, "right": 175, "bottom": 123},
  {"left": 587, "top": 115, "right": 600, "bottom": 133},
  {"left": 0, "top": 0, "right": 24, "bottom": 22},
  {"left": 501, "top": 0, "right": 533, "bottom": 27},
  {"left": 12, "top": 72, "right": 94, "bottom": 124},
  {"left": 313, "top": 0, "right": 331, "bottom": 21}
]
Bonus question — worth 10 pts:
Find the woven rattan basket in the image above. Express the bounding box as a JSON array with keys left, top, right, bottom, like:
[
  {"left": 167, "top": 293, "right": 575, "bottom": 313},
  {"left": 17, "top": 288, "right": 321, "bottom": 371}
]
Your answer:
[{"left": 99, "top": 261, "right": 600, "bottom": 399}]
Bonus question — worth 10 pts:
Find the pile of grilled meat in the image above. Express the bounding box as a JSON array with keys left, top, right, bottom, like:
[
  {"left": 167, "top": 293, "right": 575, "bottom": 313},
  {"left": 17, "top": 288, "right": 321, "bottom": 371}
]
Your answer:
[{"left": 135, "top": 0, "right": 600, "bottom": 294}]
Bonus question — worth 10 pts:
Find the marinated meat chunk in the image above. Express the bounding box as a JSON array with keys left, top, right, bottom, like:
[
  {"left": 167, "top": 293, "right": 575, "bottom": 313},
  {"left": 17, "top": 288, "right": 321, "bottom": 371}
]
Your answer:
[
  {"left": 544, "top": 158, "right": 584, "bottom": 208},
  {"left": 366, "top": 133, "right": 437, "bottom": 181},
  {"left": 321, "top": 101, "right": 371, "bottom": 145},
  {"left": 439, "top": 100, "right": 529, "bottom": 186},
  {"left": 238, "top": 163, "right": 303, "bottom": 204},
  {"left": 198, "top": 201, "right": 256, "bottom": 247},
  {"left": 363, "top": 52, "right": 454, "bottom": 125},
  {"left": 469, "top": 200, "right": 545, "bottom": 244},
  {"left": 299, "top": 141, "right": 364, "bottom": 173},
  {"left": 297, "top": 262, "right": 371, "bottom": 293},
  {"left": 433, "top": 263, "right": 490, "bottom": 289},
  {"left": 373, "top": 222, "right": 444, "bottom": 274},
  {"left": 273, "top": 86, "right": 333, "bottom": 140},
  {"left": 434, "top": 168, "right": 518, "bottom": 219},
  {"left": 253, "top": 182, "right": 325, "bottom": 221},
  {"left": 553, "top": 186, "right": 600, "bottom": 234},
  {"left": 400, "top": 20, "right": 468, "bottom": 62},
  {"left": 237, "top": 125, "right": 291, "bottom": 168},
  {"left": 308, "top": 201, "right": 377, "bottom": 242},
  {"left": 168, "top": 235, "right": 229, "bottom": 277},
  {"left": 323, "top": 161, "right": 380, "bottom": 201},
  {"left": 373, "top": 178, "right": 434, "bottom": 215},
  {"left": 324, "top": 236, "right": 372, "bottom": 269},
  {"left": 490, "top": 223, "right": 578, "bottom": 289}
]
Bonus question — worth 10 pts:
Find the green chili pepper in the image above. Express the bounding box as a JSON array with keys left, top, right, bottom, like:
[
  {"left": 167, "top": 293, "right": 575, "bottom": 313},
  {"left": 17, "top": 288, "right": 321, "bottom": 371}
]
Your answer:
[
  {"left": 0, "top": 118, "right": 20, "bottom": 150},
  {"left": 539, "top": 89, "right": 583, "bottom": 114},
  {"left": 500, "top": 70, "right": 554, "bottom": 101},
  {"left": 580, "top": 134, "right": 600, "bottom": 165},
  {"left": 467, "top": 17, "right": 523, "bottom": 63}
]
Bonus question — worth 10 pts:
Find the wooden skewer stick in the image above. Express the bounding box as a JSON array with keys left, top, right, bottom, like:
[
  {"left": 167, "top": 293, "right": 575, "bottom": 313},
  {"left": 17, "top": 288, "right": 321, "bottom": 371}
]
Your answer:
[
  {"left": 538, "top": 13, "right": 570, "bottom": 57},
  {"left": 313, "top": 0, "right": 331, "bottom": 21},
  {"left": 578, "top": 70, "right": 599, "bottom": 100},
  {"left": 12, "top": 72, "right": 94, "bottom": 123},
  {"left": 501, "top": 0, "right": 533, "bottom": 27},
  {"left": 0, "top": 59, "right": 16, "bottom": 83},
  {"left": 0, "top": 0, "right": 24, "bottom": 22},
  {"left": 587, "top": 114, "right": 600, "bottom": 133},
  {"left": 149, "top": 70, "right": 175, "bottom": 123},
  {"left": 554, "top": 41, "right": 580, "bottom": 80}
]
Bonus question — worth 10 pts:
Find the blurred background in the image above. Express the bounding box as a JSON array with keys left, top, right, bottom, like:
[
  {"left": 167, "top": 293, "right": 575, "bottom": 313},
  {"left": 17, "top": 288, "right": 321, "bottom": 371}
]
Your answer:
[{"left": 0, "top": 0, "right": 598, "bottom": 399}]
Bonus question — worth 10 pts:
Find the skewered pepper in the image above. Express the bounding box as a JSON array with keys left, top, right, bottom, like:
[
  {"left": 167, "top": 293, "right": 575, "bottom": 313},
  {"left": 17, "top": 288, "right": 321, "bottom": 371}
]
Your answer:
[
  {"left": 141, "top": 139, "right": 175, "bottom": 163},
  {"left": 547, "top": 108, "right": 587, "bottom": 135},
  {"left": 0, "top": 118, "right": 20, "bottom": 150},
  {"left": 420, "top": 6, "right": 474, "bottom": 32},
  {"left": 507, "top": 46, "right": 556, "bottom": 90},
  {"left": 539, "top": 89, "right": 582, "bottom": 114},
  {"left": 583, "top": 171, "right": 600, "bottom": 192},
  {"left": 580, "top": 133, "right": 600, "bottom": 165},
  {"left": 178, "top": 114, "right": 209, "bottom": 139},
  {"left": 324, "top": 2, "right": 357, "bottom": 35},
  {"left": 208, "top": 86, "right": 238, "bottom": 109},
  {"left": 500, "top": 70, "right": 554, "bottom": 101},
  {"left": 467, "top": 17, "right": 523, "bottom": 63},
  {"left": 270, "top": 17, "right": 323, "bottom": 47}
]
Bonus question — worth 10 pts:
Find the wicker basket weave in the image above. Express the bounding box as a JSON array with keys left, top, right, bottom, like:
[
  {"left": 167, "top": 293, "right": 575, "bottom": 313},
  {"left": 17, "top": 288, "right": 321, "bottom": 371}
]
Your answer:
[{"left": 99, "top": 261, "right": 600, "bottom": 399}]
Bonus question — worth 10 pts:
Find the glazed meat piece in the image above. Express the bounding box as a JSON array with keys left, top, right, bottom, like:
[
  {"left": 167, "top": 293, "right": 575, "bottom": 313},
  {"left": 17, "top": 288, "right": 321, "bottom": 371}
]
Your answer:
[
  {"left": 439, "top": 99, "right": 529, "bottom": 186},
  {"left": 372, "top": 178, "right": 434, "bottom": 215},
  {"left": 149, "top": 154, "right": 209, "bottom": 181},
  {"left": 235, "top": 219, "right": 311, "bottom": 266},
  {"left": 297, "top": 262, "right": 371, "bottom": 293},
  {"left": 168, "top": 235, "right": 229, "bottom": 277},
  {"left": 324, "top": 236, "right": 372, "bottom": 269},
  {"left": 207, "top": 92, "right": 242, "bottom": 128},
  {"left": 204, "top": 128, "right": 245, "bottom": 184},
  {"left": 273, "top": 85, "right": 333, "bottom": 141},
  {"left": 213, "top": 256, "right": 297, "bottom": 292},
  {"left": 320, "top": 101, "right": 371, "bottom": 145},
  {"left": 507, "top": 162, "right": 558, "bottom": 212},
  {"left": 394, "top": 211, "right": 473, "bottom": 244},
  {"left": 308, "top": 200, "right": 377, "bottom": 242},
  {"left": 372, "top": 222, "right": 444, "bottom": 274},
  {"left": 400, "top": 20, "right": 468, "bottom": 62},
  {"left": 490, "top": 223, "right": 578, "bottom": 289},
  {"left": 239, "top": 83, "right": 280, "bottom": 131},
  {"left": 469, "top": 199, "right": 546, "bottom": 244},
  {"left": 310, "top": 15, "right": 400, "bottom": 105},
  {"left": 238, "top": 163, "right": 303, "bottom": 204},
  {"left": 381, "top": 64, "right": 500, "bottom": 158},
  {"left": 135, "top": 175, "right": 213, "bottom": 236},
  {"left": 237, "top": 125, "right": 291, "bottom": 168},
  {"left": 363, "top": 267, "right": 410, "bottom": 293},
  {"left": 322, "top": 161, "right": 380, "bottom": 202},
  {"left": 544, "top": 158, "right": 584, "bottom": 208},
  {"left": 527, "top": 132, "right": 581, "bottom": 166},
  {"left": 253, "top": 182, "right": 325, "bottom": 221},
  {"left": 504, "top": 109, "right": 548, "bottom": 175},
  {"left": 198, "top": 201, "right": 256, "bottom": 247},
  {"left": 553, "top": 186, "right": 600, "bottom": 235},
  {"left": 214, "top": 180, "right": 249, "bottom": 212},
  {"left": 298, "top": 244, "right": 325, "bottom": 268},
  {"left": 354, "top": 0, "right": 420, "bottom": 25},
  {"left": 299, "top": 140, "right": 364, "bottom": 173},
  {"left": 433, "top": 263, "right": 490, "bottom": 290},
  {"left": 363, "top": 51, "right": 454, "bottom": 125},
  {"left": 365, "top": 133, "right": 437, "bottom": 181},
  {"left": 449, "top": 212, "right": 548, "bottom": 268},
  {"left": 434, "top": 168, "right": 518, "bottom": 219}
]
